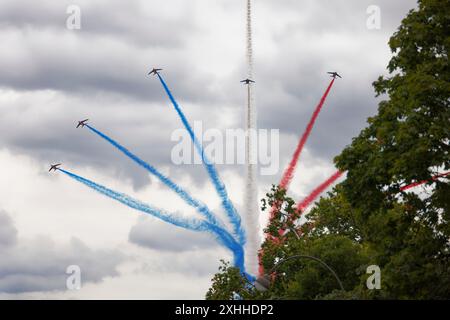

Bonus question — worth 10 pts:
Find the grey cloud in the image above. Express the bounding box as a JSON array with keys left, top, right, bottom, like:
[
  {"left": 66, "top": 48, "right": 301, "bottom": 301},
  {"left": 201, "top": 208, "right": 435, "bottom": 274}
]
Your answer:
[
  {"left": 0, "top": 210, "right": 18, "bottom": 248},
  {"left": 0, "top": 0, "right": 195, "bottom": 48},
  {"left": 129, "top": 216, "right": 227, "bottom": 277},
  {"left": 261, "top": 0, "right": 415, "bottom": 32},
  {"left": 0, "top": 32, "right": 204, "bottom": 102},
  {"left": 0, "top": 210, "right": 124, "bottom": 294},
  {"left": 129, "top": 216, "right": 218, "bottom": 252},
  {"left": 135, "top": 249, "right": 226, "bottom": 277},
  {"left": 0, "top": 0, "right": 418, "bottom": 191},
  {"left": 0, "top": 90, "right": 194, "bottom": 190},
  {"left": 253, "top": 0, "right": 417, "bottom": 165},
  {"left": 0, "top": 0, "right": 215, "bottom": 104}
]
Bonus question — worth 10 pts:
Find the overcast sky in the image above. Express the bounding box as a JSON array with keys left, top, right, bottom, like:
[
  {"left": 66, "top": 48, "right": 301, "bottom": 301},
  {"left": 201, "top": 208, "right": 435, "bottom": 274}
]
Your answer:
[{"left": 0, "top": 0, "right": 417, "bottom": 299}]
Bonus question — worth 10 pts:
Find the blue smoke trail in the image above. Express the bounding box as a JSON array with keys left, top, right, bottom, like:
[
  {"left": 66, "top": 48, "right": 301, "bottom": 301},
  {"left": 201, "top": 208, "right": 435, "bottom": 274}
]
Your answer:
[
  {"left": 58, "top": 168, "right": 245, "bottom": 271},
  {"left": 59, "top": 168, "right": 203, "bottom": 231},
  {"left": 85, "top": 124, "right": 223, "bottom": 229},
  {"left": 156, "top": 73, "right": 246, "bottom": 245}
]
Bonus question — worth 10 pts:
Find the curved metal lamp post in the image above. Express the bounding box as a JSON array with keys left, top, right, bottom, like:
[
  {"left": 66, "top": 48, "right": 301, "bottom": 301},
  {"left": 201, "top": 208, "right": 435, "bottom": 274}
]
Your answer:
[{"left": 254, "top": 255, "right": 344, "bottom": 292}]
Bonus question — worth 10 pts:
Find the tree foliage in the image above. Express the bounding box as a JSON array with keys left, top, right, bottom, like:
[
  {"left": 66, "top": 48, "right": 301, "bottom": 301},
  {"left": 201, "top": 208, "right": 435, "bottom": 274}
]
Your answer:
[
  {"left": 205, "top": 260, "right": 262, "bottom": 300},
  {"left": 333, "top": 0, "right": 450, "bottom": 299}
]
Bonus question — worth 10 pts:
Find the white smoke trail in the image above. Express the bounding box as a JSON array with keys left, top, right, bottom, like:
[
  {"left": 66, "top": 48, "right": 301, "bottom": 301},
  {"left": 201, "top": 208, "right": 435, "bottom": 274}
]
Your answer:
[
  {"left": 246, "top": 0, "right": 253, "bottom": 77},
  {"left": 244, "top": 0, "right": 260, "bottom": 276}
]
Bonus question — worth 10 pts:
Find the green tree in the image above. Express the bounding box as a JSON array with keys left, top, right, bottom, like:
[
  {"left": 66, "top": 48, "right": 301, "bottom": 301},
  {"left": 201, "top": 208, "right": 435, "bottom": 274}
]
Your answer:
[
  {"left": 205, "top": 260, "right": 261, "bottom": 300},
  {"left": 334, "top": 0, "right": 450, "bottom": 299},
  {"left": 259, "top": 188, "right": 370, "bottom": 300}
]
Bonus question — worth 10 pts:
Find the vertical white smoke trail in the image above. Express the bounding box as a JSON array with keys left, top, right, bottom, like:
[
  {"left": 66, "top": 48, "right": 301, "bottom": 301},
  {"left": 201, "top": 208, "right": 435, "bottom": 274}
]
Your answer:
[{"left": 244, "top": 0, "right": 260, "bottom": 276}]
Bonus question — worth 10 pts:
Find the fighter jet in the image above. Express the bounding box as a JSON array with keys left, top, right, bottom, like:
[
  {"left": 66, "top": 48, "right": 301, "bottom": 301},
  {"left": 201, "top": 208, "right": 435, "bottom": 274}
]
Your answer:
[
  {"left": 328, "top": 72, "right": 342, "bottom": 79},
  {"left": 148, "top": 68, "right": 162, "bottom": 76},
  {"left": 240, "top": 78, "right": 255, "bottom": 84},
  {"left": 49, "top": 164, "right": 61, "bottom": 172},
  {"left": 76, "top": 119, "right": 88, "bottom": 128}
]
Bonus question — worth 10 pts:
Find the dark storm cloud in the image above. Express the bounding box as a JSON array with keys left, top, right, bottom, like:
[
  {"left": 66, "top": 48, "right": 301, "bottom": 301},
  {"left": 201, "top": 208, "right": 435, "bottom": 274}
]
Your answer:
[
  {"left": 0, "top": 210, "right": 124, "bottom": 294},
  {"left": 129, "top": 216, "right": 218, "bottom": 252}
]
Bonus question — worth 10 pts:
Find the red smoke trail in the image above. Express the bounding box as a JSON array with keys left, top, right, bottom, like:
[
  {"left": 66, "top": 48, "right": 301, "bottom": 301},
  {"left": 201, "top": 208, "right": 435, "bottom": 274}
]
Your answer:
[
  {"left": 259, "top": 79, "right": 337, "bottom": 276},
  {"left": 275, "top": 170, "right": 343, "bottom": 240},
  {"left": 279, "top": 78, "right": 335, "bottom": 190},
  {"left": 296, "top": 170, "right": 344, "bottom": 212},
  {"left": 268, "top": 78, "right": 336, "bottom": 221},
  {"left": 400, "top": 171, "right": 450, "bottom": 191}
]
